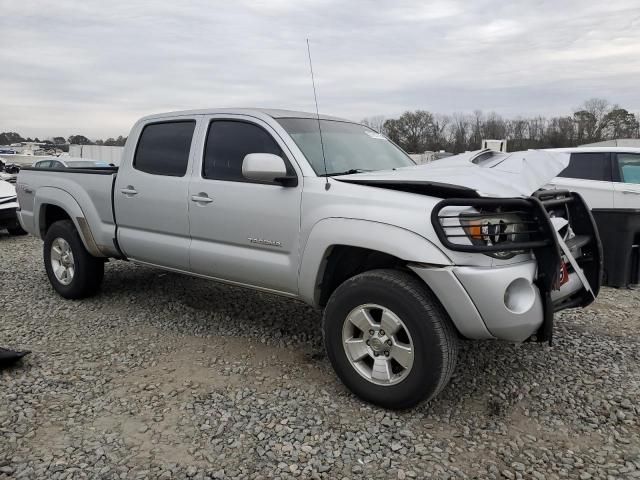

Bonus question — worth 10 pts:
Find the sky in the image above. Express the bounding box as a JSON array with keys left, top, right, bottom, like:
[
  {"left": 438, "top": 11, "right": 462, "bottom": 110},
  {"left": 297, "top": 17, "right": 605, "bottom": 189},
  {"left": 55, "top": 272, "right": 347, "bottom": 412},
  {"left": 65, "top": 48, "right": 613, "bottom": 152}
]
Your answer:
[{"left": 2, "top": 0, "right": 640, "bottom": 139}]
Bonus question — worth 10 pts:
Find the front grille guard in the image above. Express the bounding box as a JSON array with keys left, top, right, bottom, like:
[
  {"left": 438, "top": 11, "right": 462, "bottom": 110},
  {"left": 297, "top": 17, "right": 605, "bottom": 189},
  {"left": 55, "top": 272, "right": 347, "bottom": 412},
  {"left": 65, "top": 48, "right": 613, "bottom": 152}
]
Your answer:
[{"left": 431, "top": 190, "right": 602, "bottom": 344}]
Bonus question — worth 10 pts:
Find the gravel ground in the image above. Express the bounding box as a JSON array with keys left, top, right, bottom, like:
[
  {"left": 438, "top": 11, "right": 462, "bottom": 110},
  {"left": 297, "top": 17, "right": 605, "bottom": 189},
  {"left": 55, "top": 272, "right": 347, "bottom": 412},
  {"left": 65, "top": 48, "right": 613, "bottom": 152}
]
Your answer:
[{"left": 1, "top": 233, "right": 639, "bottom": 480}]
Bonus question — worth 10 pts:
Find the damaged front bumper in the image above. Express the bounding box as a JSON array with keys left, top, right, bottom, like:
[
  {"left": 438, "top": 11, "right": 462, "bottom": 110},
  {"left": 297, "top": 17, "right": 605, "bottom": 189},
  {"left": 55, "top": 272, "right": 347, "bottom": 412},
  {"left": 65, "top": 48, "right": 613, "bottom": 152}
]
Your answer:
[
  {"left": 532, "top": 190, "right": 602, "bottom": 343},
  {"left": 0, "top": 204, "right": 21, "bottom": 230},
  {"left": 427, "top": 190, "right": 602, "bottom": 344}
]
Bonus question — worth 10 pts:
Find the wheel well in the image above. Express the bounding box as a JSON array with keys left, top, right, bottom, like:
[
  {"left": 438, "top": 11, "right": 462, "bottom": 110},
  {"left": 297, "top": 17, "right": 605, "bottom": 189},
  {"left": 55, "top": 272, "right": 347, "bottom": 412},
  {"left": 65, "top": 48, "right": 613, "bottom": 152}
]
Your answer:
[
  {"left": 317, "top": 246, "right": 407, "bottom": 307},
  {"left": 40, "top": 204, "right": 71, "bottom": 237}
]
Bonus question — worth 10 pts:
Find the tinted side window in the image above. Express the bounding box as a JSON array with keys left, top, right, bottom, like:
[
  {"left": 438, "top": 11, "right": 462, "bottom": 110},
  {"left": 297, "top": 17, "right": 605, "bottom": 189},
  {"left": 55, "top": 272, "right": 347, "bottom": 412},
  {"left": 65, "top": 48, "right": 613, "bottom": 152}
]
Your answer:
[
  {"left": 203, "top": 120, "right": 293, "bottom": 182},
  {"left": 616, "top": 153, "right": 640, "bottom": 184},
  {"left": 558, "top": 153, "right": 611, "bottom": 181},
  {"left": 134, "top": 121, "right": 195, "bottom": 176}
]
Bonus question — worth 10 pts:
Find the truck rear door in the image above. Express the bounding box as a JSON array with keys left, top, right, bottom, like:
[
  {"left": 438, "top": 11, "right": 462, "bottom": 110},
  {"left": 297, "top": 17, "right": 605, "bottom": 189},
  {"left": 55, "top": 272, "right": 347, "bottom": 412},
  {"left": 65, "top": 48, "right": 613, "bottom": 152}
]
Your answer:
[
  {"left": 114, "top": 119, "right": 198, "bottom": 270},
  {"left": 187, "top": 115, "right": 303, "bottom": 294}
]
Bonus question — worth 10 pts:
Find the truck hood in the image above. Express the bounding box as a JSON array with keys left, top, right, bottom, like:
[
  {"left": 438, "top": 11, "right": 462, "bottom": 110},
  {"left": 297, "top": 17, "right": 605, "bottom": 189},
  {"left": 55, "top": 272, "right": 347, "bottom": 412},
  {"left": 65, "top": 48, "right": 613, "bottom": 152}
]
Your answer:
[{"left": 336, "top": 149, "right": 570, "bottom": 198}]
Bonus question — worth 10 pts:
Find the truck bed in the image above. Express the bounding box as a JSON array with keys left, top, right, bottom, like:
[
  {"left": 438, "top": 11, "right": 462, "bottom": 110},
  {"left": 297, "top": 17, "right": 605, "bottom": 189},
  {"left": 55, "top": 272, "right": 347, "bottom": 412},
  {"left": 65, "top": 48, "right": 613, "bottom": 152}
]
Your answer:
[{"left": 17, "top": 166, "right": 120, "bottom": 257}]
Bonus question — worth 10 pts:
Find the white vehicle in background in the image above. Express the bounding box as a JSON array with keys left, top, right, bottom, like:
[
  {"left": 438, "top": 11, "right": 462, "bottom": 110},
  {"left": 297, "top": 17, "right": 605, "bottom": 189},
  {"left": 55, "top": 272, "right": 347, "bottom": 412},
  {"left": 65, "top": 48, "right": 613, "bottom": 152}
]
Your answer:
[
  {"left": 0, "top": 180, "right": 27, "bottom": 236},
  {"left": 0, "top": 158, "right": 22, "bottom": 183},
  {"left": 32, "top": 157, "right": 112, "bottom": 169},
  {"left": 547, "top": 147, "right": 640, "bottom": 209},
  {"left": 547, "top": 147, "right": 640, "bottom": 287}
]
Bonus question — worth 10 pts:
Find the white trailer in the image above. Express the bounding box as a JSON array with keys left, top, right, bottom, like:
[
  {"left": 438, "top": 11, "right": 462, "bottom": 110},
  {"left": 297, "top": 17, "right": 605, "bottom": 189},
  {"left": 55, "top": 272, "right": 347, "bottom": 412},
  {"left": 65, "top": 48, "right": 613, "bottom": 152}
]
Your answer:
[{"left": 69, "top": 145, "right": 124, "bottom": 165}]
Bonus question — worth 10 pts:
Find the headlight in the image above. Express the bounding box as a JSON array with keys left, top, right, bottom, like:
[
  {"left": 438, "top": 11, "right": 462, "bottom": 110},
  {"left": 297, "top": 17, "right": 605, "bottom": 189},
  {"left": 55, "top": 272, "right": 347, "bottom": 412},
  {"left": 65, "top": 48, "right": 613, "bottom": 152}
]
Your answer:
[{"left": 460, "top": 213, "right": 530, "bottom": 259}]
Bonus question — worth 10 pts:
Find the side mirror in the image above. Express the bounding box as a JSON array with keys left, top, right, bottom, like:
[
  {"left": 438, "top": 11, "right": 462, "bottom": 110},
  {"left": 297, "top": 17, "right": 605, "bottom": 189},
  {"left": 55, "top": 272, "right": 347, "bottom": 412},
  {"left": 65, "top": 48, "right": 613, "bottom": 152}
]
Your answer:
[{"left": 242, "top": 153, "right": 297, "bottom": 186}]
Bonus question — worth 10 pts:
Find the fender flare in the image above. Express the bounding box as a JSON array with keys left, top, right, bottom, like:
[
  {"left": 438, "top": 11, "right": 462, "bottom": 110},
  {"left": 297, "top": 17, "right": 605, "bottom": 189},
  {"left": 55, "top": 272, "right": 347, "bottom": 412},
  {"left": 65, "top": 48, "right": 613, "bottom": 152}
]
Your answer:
[
  {"left": 298, "top": 218, "right": 452, "bottom": 306},
  {"left": 34, "top": 187, "right": 104, "bottom": 257}
]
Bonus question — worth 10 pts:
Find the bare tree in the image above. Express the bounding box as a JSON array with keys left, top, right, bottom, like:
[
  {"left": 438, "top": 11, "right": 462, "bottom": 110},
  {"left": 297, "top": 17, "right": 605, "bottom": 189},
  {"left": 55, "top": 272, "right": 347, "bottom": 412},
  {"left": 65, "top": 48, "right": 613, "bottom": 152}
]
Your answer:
[
  {"left": 573, "top": 110, "right": 598, "bottom": 143},
  {"left": 449, "top": 113, "right": 470, "bottom": 153},
  {"left": 580, "top": 98, "right": 610, "bottom": 140},
  {"left": 482, "top": 112, "right": 507, "bottom": 140},
  {"left": 469, "top": 110, "right": 484, "bottom": 150},
  {"left": 506, "top": 118, "right": 529, "bottom": 151},
  {"left": 361, "top": 115, "right": 387, "bottom": 134}
]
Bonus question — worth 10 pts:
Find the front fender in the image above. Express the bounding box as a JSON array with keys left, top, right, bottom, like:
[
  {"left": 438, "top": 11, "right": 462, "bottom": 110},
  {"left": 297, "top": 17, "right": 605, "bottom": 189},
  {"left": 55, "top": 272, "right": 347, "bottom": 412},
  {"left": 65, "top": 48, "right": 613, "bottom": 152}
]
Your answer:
[
  {"left": 298, "top": 218, "right": 452, "bottom": 306},
  {"left": 34, "top": 187, "right": 104, "bottom": 257}
]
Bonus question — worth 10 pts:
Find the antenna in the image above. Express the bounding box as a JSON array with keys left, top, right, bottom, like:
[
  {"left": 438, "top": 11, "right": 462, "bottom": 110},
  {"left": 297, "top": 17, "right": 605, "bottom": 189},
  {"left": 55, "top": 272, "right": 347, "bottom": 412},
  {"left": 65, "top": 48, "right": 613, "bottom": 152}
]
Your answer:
[{"left": 306, "top": 38, "right": 330, "bottom": 190}]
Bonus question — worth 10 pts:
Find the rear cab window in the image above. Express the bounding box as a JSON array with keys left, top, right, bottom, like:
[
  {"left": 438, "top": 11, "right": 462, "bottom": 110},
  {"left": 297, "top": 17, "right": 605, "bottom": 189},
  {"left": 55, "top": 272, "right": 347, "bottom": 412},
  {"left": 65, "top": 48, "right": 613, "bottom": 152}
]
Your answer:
[
  {"left": 134, "top": 121, "right": 196, "bottom": 176},
  {"left": 558, "top": 152, "right": 612, "bottom": 181}
]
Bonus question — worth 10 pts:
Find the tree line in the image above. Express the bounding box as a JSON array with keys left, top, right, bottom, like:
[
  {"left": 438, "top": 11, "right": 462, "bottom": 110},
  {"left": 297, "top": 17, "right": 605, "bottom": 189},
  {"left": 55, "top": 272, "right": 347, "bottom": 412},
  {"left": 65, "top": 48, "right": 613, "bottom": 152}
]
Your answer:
[
  {"left": 0, "top": 133, "right": 127, "bottom": 147},
  {"left": 362, "top": 98, "right": 640, "bottom": 153},
  {"left": 3, "top": 97, "right": 638, "bottom": 155}
]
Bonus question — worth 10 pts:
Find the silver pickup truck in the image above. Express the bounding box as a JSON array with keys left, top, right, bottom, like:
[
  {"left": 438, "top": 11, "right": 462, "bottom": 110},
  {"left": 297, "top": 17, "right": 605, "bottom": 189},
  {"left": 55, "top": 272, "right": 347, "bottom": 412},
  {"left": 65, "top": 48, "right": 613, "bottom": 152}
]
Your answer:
[{"left": 16, "top": 108, "right": 602, "bottom": 409}]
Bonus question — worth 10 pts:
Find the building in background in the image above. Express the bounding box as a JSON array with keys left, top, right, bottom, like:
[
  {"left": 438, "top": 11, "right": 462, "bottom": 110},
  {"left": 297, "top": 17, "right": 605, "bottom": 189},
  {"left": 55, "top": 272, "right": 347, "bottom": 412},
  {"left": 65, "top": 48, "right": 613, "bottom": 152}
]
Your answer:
[{"left": 69, "top": 145, "right": 124, "bottom": 165}]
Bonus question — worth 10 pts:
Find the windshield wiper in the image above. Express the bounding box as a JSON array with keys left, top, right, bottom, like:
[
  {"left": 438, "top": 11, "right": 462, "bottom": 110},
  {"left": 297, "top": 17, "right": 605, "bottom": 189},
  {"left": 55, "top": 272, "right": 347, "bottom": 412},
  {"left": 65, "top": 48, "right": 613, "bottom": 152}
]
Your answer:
[{"left": 322, "top": 169, "right": 373, "bottom": 177}]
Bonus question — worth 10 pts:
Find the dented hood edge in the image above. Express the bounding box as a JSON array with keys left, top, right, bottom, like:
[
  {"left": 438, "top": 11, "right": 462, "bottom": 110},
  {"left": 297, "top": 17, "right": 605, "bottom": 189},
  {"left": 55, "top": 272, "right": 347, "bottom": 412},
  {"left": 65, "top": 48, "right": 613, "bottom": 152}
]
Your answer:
[{"left": 336, "top": 149, "right": 571, "bottom": 198}]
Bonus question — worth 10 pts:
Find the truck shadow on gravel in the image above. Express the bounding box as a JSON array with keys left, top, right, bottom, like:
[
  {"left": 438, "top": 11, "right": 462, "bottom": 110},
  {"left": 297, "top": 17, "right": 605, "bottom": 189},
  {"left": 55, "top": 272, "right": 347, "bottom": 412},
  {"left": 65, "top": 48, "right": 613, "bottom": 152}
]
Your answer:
[
  {"left": 101, "top": 263, "right": 324, "bottom": 346},
  {"left": 29, "top": 259, "right": 638, "bottom": 429},
  {"left": 98, "top": 263, "right": 566, "bottom": 419}
]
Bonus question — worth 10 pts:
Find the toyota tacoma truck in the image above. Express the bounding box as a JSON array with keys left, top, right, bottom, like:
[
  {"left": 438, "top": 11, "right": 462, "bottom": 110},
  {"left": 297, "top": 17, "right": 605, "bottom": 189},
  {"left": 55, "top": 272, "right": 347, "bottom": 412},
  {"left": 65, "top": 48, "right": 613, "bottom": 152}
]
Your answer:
[{"left": 16, "top": 109, "right": 602, "bottom": 409}]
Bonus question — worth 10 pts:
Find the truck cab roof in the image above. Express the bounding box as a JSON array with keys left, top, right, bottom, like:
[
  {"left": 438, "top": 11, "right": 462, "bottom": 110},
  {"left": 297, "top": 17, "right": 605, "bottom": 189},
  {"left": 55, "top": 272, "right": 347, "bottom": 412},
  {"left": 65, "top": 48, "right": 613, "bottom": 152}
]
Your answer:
[{"left": 138, "top": 108, "right": 350, "bottom": 123}]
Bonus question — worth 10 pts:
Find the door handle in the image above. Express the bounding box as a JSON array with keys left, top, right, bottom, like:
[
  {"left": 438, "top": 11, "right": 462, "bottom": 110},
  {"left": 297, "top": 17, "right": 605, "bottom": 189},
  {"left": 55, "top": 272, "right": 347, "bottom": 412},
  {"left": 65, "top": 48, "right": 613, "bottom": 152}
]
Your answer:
[
  {"left": 120, "top": 186, "right": 138, "bottom": 196},
  {"left": 191, "top": 194, "right": 213, "bottom": 204},
  {"left": 621, "top": 189, "right": 638, "bottom": 194}
]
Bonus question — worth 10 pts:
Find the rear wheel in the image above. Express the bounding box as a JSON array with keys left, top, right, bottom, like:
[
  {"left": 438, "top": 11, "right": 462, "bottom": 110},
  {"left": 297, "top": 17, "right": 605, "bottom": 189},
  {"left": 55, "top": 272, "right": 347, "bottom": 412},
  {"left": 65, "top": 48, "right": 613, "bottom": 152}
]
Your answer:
[
  {"left": 44, "top": 220, "right": 104, "bottom": 299},
  {"left": 323, "top": 269, "right": 458, "bottom": 409}
]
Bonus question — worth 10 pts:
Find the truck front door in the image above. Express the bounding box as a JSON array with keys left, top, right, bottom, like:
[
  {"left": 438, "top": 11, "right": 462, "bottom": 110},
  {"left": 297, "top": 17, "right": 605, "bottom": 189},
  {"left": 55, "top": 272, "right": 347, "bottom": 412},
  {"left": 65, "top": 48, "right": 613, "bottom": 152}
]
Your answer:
[
  {"left": 187, "top": 116, "right": 302, "bottom": 295},
  {"left": 114, "top": 119, "right": 197, "bottom": 270}
]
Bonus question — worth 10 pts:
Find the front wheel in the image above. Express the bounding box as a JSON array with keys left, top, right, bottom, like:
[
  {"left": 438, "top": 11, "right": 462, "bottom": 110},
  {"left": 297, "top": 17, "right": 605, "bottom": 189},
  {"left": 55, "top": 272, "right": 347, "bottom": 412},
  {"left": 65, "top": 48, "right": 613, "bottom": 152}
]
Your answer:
[
  {"left": 323, "top": 269, "right": 458, "bottom": 409},
  {"left": 43, "top": 220, "right": 104, "bottom": 299}
]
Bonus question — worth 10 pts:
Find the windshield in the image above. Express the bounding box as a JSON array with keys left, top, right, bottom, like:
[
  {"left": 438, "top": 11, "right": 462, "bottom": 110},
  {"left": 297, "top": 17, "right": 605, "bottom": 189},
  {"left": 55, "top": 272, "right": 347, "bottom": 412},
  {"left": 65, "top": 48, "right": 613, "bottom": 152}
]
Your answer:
[{"left": 277, "top": 118, "right": 414, "bottom": 175}]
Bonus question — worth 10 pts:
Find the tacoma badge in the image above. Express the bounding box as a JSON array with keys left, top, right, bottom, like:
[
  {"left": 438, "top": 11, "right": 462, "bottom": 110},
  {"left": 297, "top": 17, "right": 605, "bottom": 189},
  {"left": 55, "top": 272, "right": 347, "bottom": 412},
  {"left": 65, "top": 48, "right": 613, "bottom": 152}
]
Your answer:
[{"left": 247, "top": 237, "right": 282, "bottom": 247}]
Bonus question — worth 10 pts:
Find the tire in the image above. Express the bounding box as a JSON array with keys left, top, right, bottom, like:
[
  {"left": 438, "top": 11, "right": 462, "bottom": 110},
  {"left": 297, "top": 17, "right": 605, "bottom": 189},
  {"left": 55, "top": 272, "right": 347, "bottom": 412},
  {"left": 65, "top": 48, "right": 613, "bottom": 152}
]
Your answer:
[
  {"left": 7, "top": 224, "right": 27, "bottom": 236},
  {"left": 323, "top": 269, "right": 458, "bottom": 409},
  {"left": 43, "top": 220, "right": 104, "bottom": 299}
]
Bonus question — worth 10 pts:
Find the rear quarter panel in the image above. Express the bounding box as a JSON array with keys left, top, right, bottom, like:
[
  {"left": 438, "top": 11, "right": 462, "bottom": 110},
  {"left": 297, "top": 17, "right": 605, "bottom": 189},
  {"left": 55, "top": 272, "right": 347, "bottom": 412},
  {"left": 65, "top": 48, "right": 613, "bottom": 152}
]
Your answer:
[{"left": 17, "top": 169, "right": 118, "bottom": 256}]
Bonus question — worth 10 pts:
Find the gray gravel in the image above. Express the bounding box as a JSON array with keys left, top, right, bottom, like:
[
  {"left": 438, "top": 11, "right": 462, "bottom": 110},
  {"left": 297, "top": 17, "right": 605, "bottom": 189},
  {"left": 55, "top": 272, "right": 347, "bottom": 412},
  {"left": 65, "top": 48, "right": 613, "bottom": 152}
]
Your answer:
[{"left": 1, "top": 233, "right": 639, "bottom": 480}]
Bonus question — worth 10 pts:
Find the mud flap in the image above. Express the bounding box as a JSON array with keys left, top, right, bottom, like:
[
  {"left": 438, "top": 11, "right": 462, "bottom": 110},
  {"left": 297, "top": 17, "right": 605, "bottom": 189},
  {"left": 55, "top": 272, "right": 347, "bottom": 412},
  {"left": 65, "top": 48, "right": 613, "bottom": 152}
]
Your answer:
[{"left": 540, "top": 291, "right": 554, "bottom": 346}]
